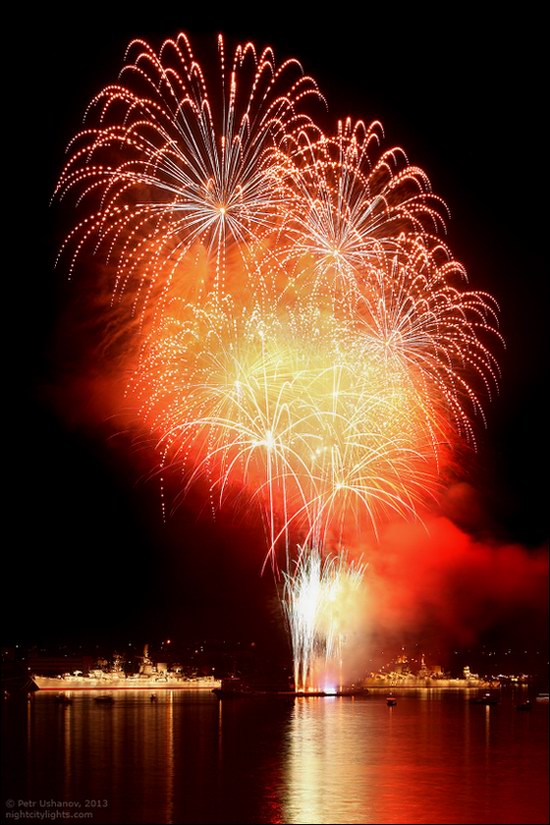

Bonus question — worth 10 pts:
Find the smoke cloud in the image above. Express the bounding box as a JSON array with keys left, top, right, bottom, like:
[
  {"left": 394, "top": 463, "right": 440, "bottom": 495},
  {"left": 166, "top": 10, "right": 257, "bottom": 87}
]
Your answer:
[{"left": 343, "top": 514, "right": 549, "bottom": 667}]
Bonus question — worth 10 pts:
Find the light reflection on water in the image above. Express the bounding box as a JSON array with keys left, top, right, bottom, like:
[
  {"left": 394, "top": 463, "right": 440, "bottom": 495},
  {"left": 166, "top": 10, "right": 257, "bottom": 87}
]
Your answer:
[
  {"left": 2, "top": 690, "right": 548, "bottom": 824},
  {"left": 284, "top": 692, "right": 548, "bottom": 824}
]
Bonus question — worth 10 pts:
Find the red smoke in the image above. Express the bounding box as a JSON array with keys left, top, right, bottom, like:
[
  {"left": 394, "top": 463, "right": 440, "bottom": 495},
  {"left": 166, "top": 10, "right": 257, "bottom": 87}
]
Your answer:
[{"left": 362, "top": 516, "right": 548, "bottom": 646}]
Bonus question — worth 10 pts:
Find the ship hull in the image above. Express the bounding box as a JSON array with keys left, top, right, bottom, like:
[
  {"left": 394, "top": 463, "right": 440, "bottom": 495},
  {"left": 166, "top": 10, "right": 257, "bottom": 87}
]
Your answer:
[{"left": 34, "top": 676, "right": 221, "bottom": 691}]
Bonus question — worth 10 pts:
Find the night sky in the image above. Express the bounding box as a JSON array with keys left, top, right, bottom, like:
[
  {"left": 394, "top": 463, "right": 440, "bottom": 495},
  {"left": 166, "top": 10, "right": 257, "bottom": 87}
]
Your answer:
[{"left": 8, "top": 9, "right": 547, "bottom": 657}]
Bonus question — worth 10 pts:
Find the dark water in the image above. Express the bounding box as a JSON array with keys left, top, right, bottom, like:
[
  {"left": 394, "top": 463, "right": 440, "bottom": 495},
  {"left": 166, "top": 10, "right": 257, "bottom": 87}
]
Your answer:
[{"left": 2, "top": 690, "right": 548, "bottom": 824}]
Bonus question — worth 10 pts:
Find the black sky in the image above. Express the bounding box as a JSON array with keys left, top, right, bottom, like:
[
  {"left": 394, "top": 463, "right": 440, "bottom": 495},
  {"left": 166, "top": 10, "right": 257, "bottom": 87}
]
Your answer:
[{"left": 7, "top": 8, "right": 547, "bottom": 649}]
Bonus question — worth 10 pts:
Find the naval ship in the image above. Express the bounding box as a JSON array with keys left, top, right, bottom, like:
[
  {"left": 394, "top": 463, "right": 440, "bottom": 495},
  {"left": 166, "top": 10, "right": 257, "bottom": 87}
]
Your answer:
[
  {"left": 362, "top": 656, "right": 494, "bottom": 689},
  {"left": 33, "top": 645, "right": 221, "bottom": 691}
]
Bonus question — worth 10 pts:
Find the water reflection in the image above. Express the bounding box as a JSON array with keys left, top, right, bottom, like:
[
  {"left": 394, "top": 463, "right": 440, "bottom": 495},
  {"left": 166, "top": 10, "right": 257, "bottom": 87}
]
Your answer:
[
  {"left": 2, "top": 691, "right": 548, "bottom": 824},
  {"left": 13, "top": 692, "right": 217, "bottom": 824},
  {"left": 282, "top": 692, "right": 549, "bottom": 825},
  {"left": 285, "top": 697, "right": 375, "bottom": 824}
]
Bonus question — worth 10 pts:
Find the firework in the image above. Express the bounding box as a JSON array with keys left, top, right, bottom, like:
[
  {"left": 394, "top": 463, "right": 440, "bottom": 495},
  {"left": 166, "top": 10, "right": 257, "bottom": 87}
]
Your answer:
[
  {"left": 274, "top": 118, "right": 448, "bottom": 305},
  {"left": 55, "top": 33, "right": 321, "bottom": 316},
  {"left": 283, "top": 546, "right": 367, "bottom": 691},
  {"left": 56, "top": 32, "right": 502, "bottom": 685},
  {"left": 351, "top": 237, "right": 502, "bottom": 446},
  {"left": 129, "top": 291, "right": 449, "bottom": 563}
]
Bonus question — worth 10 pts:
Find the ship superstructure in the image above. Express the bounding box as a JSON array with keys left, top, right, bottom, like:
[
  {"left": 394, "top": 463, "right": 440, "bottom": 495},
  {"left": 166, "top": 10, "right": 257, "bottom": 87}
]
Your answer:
[
  {"left": 32, "top": 644, "right": 221, "bottom": 691},
  {"left": 363, "top": 654, "right": 493, "bottom": 689}
]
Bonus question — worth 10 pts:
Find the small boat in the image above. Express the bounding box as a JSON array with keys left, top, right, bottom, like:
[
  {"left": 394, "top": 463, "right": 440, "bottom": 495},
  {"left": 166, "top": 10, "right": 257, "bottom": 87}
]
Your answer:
[
  {"left": 386, "top": 695, "right": 397, "bottom": 707},
  {"left": 212, "top": 676, "right": 248, "bottom": 698},
  {"left": 469, "top": 692, "right": 498, "bottom": 706},
  {"left": 54, "top": 694, "right": 72, "bottom": 705},
  {"left": 150, "top": 693, "right": 158, "bottom": 702},
  {"left": 516, "top": 699, "right": 532, "bottom": 711},
  {"left": 535, "top": 692, "right": 549, "bottom": 703},
  {"left": 94, "top": 695, "right": 115, "bottom": 704}
]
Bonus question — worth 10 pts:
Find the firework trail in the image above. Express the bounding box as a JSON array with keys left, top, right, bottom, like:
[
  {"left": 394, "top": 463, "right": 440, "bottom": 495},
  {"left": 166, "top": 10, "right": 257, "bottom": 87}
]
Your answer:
[{"left": 56, "top": 33, "right": 502, "bottom": 690}]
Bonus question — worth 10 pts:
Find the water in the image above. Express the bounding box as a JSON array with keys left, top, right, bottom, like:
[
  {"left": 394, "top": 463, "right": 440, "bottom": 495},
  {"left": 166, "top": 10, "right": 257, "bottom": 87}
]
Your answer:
[{"left": 2, "top": 690, "right": 548, "bottom": 824}]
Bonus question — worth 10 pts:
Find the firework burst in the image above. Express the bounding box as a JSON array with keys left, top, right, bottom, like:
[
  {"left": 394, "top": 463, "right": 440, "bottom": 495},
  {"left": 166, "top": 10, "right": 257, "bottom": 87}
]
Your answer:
[
  {"left": 270, "top": 118, "right": 447, "bottom": 305},
  {"left": 129, "top": 292, "right": 449, "bottom": 564},
  {"left": 55, "top": 33, "right": 321, "bottom": 316}
]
